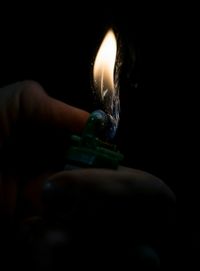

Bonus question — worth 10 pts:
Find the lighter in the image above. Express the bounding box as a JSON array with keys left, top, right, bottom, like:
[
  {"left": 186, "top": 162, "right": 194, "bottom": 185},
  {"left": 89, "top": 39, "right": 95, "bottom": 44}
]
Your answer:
[
  {"left": 65, "top": 28, "right": 123, "bottom": 170},
  {"left": 64, "top": 110, "right": 123, "bottom": 170}
]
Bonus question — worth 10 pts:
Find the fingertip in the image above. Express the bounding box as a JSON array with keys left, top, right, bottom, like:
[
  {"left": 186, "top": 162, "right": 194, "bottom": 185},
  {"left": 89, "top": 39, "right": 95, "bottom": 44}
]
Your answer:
[
  {"left": 48, "top": 97, "right": 90, "bottom": 133},
  {"left": 19, "top": 80, "right": 90, "bottom": 133}
]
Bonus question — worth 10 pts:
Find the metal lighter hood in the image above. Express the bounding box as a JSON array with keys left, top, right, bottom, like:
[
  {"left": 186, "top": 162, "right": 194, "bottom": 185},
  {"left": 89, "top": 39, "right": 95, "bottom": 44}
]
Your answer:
[{"left": 65, "top": 110, "right": 123, "bottom": 170}]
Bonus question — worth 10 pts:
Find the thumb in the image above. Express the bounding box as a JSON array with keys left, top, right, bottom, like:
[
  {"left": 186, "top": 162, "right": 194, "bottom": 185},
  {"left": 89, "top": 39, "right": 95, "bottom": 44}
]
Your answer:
[
  {"left": 17, "top": 80, "right": 89, "bottom": 133},
  {"left": 0, "top": 80, "right": 89, "bottom": 174},
  {"left": 0, "top": 80, "right": 89, "bottom": 143},
  {"left": 0, "top": 81, "right": 89, "bottom": 215}
]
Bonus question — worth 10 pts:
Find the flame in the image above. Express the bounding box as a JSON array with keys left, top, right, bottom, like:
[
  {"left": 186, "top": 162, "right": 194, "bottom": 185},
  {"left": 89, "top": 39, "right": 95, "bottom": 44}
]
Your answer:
[
  {"left": 93, "top": 29, "right": 117, "bottom": 97},
  {"left": 93, "top": 28, "right": 120, "bottom": 139}
]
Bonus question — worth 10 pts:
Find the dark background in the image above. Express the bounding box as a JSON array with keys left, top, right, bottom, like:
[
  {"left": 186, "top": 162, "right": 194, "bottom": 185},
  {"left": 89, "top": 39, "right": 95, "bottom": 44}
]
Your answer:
[
  {"left": 0, "top": 3, "right": 175, "bottom": 194},
  {"left": 0, "top": 2, "right": 179, "bottom": 270}
]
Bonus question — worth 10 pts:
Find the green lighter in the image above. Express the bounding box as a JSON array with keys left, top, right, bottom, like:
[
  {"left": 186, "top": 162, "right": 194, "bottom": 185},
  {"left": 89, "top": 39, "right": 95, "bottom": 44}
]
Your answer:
[{"left": 65, "top": 110, "right": 123, "bottom": 170}]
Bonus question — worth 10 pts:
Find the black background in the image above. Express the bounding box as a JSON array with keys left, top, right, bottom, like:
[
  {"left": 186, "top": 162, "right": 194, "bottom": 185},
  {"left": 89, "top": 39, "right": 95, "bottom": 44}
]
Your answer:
[
  {"left": 0, "top": 2, "right": 180, "bottom": 269},
  {"left": 0, "top": 3, "right": 176, "bottom": 194}
]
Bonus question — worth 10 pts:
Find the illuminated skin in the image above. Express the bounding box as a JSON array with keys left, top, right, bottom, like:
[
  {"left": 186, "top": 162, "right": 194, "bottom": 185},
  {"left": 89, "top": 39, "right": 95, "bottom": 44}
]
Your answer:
[
  {"left": 0, "top": 80, "right": 89, "bottom": 215},
  {"left": 0, "top": 81, "right": 176, "bottom": 268},
  {"left": 0, "top": 81, "right": 175, "bottom": 238}
]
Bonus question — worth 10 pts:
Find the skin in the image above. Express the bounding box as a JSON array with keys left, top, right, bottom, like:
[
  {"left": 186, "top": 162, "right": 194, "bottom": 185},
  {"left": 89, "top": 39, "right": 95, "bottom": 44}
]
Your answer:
[
  {"left": 0, "top": 80, "right": 89, "bottom": 215},
  {"left": 0, "top": 80, "right": 175, "bottom": 225},
  {"left": 0, "top": 81, "right": 176, "bottom": 269}
]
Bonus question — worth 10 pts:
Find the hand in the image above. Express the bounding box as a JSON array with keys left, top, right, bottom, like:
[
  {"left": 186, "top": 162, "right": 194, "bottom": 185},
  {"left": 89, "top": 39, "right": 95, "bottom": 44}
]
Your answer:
[
  {"left": 0, "top": 80, "right": 89, "bottom": 215},
  {"left": 0, "top": 81, "right": 175, "bottom": 268}
]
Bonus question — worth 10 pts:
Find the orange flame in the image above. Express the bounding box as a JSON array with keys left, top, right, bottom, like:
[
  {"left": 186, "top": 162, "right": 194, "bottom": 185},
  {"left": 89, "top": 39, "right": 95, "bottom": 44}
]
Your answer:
[{"left": 93, "top": 29, "right": 117, "bottom": 98}]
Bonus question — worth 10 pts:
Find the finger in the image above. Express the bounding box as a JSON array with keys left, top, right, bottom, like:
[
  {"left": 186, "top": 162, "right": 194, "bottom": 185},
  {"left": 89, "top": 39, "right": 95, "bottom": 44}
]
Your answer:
[
  {"left": 0, "top": 81, "right": 89, "bottom": 174},
  {"left": 25, "top": 167, "right": 175, "bottom": 223},
  {"left": 0, "top": 80, "right": 89, "bottom": 137},
  {"left": 44, "top": 167, "right": 175, "bottom": 201},
  {"left": 19, "top": 81, "right": 89, "bottom": 133},
  {"left": 39, "top": 167, "right": 175, "bottom": 247}
]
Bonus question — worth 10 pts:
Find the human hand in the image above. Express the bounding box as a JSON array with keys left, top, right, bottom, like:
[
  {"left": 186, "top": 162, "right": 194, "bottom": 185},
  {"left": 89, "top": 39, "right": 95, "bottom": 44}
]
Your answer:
[
  {"left": 0, "top": 80, "right": 89, "bottom": 215},
  {"left": 0, "top": 78, "right": 175, "bottom": 224},
  {"left": 0, "top": 80, "right": 175, "bottom": 269}
]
